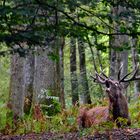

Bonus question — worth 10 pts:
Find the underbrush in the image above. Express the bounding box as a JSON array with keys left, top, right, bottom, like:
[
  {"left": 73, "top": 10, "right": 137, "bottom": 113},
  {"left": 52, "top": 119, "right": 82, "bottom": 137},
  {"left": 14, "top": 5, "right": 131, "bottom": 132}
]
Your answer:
[
  {"left": 0, "top": 104, "right": 79, "bottom": 135},
  {"left": 0, "top": 99, "right": 140, "bottom": 136},
  {"left": 129, "top": 98, "right": 140, "bottom": 128}
]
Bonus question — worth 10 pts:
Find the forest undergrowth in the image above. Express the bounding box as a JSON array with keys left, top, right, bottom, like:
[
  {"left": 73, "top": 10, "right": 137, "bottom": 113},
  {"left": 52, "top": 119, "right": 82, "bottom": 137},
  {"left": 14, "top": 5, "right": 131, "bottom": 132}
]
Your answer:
[{"left": 0, "top": 97, "right": 140, "bottom": 137}]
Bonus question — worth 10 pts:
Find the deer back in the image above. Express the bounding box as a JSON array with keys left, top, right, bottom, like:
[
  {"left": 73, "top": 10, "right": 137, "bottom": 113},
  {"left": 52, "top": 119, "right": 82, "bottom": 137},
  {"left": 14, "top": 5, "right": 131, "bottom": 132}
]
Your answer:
[{"left": 77, "top": 106, "right": 110, "bottom": 128}]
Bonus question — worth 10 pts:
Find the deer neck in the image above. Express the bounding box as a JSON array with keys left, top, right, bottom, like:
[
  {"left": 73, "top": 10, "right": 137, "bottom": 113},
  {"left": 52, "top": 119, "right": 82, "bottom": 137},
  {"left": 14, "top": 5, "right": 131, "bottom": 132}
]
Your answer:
[{"left": 110, "top": 94, "right": 129, "bottom": 121}]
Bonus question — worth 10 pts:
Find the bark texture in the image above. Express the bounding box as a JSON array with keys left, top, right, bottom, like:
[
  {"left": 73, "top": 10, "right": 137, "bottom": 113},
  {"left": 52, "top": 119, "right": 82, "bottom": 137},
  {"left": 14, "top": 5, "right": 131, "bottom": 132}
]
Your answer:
[
  {"left": 131, "top": 37, "right": 140, "bottom": 97},
  {"left": 110, "top": 5, "right": 129, "bottom": 93},
  {"left": 23, "top": 53, "right": 34, "bottom": 114},
  {"left": 9, "top": 54, "right": 25, "bottom": 117},
  {"left": 59, "top": 37, "right": 65, "bottom": 108},
  {"left": 70, "top": 37, "right": 79, "bottom": 105},
  {"left": 78, "top": 38, "right": 91, "bottom": 104},
  {"left": 33, "top": 46, "right": 57, "bottom": 103}
]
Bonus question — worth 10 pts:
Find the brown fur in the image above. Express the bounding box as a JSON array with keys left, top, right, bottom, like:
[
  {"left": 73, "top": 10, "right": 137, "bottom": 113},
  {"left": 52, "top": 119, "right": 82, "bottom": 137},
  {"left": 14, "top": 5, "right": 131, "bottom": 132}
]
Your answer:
[
  {"left": 77, "top": 91, "right": 131, "bottom": 128},
  {"left": 77, "top": 106, "right": 112, "bottom": 128},
  {"left": 81, "top": 69, "right": 140, "bottom": 128},
  {"left": 77, "top": 103, "right": 131, "bottom": 128},
  {"left": 77, "top": 106, "right": 111, "bottom": 128}
]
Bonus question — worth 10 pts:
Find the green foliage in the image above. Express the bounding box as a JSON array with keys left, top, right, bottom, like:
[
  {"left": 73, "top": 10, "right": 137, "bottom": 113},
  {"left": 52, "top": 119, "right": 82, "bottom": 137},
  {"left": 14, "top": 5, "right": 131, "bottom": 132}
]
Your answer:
[
  {"left": 0, "top": 103, "right": 8, "bottom": 131},
  {"left": 129, "top": 99, "right": 140, "bottom": 128},
  {"left": 115, "top": 117, "right": 129, "bottom": 128},
  {"left": 0, "top": 0, "right": 140, "bottom": 137},
  {"left": 0, "top": 104, "right": 79, "bottom": 134},
  {"left": 41, "top": 99, "right": 61, "bottom": 116},
  {"left": 0, "top": 0, "right": 139, "bottom": 56},
  {"left": 78, "top": 121, "right": 114, "bottom": 137},
  {"left": 1, "top": 98, "right": 140, "bottom": 135},
  {"left": 48, "top": 52, "right": 59, "bottom": 62},
  {"left": 39, "top": 89, "right": 61, "bottom": 116},
  {"left": 0, "top": 46, "right": 10, "bottom": 132},
  {"left": 0, "top": 45, "right": 10, "bottom": 102},
  {"left": 46, "top": 106, "right": 78, "bottom": 133},
  {"left": 78, "top": 127, "right": 94, "bottom": 137}
]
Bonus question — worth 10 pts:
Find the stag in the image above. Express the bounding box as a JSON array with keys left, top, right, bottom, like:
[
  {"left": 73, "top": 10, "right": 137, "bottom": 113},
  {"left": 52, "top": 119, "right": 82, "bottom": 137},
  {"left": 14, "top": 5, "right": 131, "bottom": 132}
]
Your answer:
[{"left": 77, "top": 65, "right": 140, "bottom": 128}]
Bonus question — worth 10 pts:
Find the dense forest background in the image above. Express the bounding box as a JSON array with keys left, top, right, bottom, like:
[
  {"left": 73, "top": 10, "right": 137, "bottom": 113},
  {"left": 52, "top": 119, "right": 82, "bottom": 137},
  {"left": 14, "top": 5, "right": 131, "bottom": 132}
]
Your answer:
[{"left": 0, "top": 0, "right": 140, "bottom": 137}]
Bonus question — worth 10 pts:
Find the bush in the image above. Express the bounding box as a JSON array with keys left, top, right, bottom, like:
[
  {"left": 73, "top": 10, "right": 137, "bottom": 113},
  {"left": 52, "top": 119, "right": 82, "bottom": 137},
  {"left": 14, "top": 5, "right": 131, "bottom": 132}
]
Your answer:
[{"left": 38, "top": 89, "right": 61, "bottom": 116}]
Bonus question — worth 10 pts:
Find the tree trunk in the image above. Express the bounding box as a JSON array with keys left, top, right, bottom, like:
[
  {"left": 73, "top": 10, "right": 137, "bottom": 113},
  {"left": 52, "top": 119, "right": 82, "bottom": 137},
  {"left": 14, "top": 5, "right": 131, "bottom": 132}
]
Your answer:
[
  {"left": 33, "top": 46, "right": 57, "bottom": 103},
  {"left": 109, "top": 32, "right": 120, "bottom": 80},
  {"left": 109, "top": 5, "right": 129, "bottom": 92},
  {"left": 70, "top": 37, "right": 79, "bottom": 105},
  {"left": 23, "top": 53, "right": 34, "bottom": 114},
  {"left": 33, "top": 7, "right": 63, "bottom": 110},
  {"left": 131, "top": 37, "right": 140, "bottom": 98},
  {"left": 59, "top": 37, "right": 65, "bottom": 108},
  {"left": 53, "top": 36, "right": 66, "bottom": 108},
  {"left": 9, "top": 53, "right": 25, "bottom": 117},
  {"left": 78, "top": 38, "right": 91, "bottom": 104}
]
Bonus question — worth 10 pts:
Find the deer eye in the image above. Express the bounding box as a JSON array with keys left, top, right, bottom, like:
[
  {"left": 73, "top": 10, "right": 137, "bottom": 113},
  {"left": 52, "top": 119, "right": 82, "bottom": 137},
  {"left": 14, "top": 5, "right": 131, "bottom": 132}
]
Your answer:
[{"left": 105, "top": 81, "right": 110, "bottom": 88}]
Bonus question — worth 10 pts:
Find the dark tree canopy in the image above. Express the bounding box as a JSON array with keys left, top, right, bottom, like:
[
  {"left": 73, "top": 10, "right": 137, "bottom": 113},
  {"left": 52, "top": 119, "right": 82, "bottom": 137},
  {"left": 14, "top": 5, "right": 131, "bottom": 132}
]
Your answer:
[{"left": 0, "top": 0, "right": 140, "bottom": 55}]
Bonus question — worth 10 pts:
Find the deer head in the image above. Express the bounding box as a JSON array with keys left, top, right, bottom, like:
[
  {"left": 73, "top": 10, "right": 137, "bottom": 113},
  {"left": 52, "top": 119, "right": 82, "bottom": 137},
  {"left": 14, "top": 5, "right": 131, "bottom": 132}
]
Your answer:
[{"left": 91, "top": 64, "right": 140, "bottom": 127}]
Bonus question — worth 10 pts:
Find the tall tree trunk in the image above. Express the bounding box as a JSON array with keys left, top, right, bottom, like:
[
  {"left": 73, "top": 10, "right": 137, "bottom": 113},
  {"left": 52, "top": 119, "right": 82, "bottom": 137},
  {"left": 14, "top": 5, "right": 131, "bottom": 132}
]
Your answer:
[
  {"left": 131, "top": 37, "right": 140, "bottom": 98},
  {"left": 9, "top": 53, "right": 25, "bottom": 117},
  {"left": 23, "top": 53, "right": 34, "bottom": 114},
  {"left": 33, "top": 7, "right": 63, "bottom": 109},
  {"left": 109, "top": 36, "right": 119, "bottom": 80},
  {"left": 59, "top": 37, "right": 65, "bottom": 108},
  {"left": 33, "top": 45, "right": 57, "bottom": 103},
  {"left": 110, "top": 5, "right": 129, "bottom": 93},
  {"left": 54, "top": 37, "right": 65, "bottom": 108},
  {"left": 70, "top": 37, "right": 79, "bottom": 105},
  {"left": 78, "top": 38, "right": 91, "bottom": 104}
]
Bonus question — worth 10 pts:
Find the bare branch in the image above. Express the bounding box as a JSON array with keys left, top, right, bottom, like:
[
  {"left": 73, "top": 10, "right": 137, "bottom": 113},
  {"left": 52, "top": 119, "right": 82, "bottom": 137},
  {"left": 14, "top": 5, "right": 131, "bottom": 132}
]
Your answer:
[{"left": 86, "top": 36, "right": 98, "bottom": 72}]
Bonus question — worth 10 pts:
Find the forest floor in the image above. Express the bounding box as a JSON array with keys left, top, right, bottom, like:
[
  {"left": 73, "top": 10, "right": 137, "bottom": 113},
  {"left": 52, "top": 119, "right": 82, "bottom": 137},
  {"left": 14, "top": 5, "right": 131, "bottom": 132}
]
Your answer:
[{"left": 1, "top": 128, "right": 140, "bottom": 140}]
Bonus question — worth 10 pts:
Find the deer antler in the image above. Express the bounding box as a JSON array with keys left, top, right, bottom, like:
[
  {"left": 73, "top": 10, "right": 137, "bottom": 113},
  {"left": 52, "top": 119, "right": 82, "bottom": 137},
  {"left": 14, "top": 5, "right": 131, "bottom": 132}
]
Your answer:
[
  {"left": 101, "top": 71, "right": 108, "bottom": 79},
  {"left": 118, "top": 63, "right": 123, "bottom": 81},
  {"left": 119, "top": 64, "right": 140, "bottom": 83},
  {"left": 91, "top": 71, "right": 107, "bottom": 84}
]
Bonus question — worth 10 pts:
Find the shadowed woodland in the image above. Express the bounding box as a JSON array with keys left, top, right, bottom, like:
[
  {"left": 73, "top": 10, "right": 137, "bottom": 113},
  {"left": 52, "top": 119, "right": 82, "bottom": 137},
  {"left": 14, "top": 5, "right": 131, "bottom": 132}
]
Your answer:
[{"left": 0, "top": 0, "right": 140, "bottom": 139}]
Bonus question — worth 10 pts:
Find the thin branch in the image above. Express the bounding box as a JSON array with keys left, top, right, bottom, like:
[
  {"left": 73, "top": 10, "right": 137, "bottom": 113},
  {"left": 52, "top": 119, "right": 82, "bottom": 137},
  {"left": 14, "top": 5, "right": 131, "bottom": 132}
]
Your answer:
[
  {"left": 3, "top": 0, "right": 6, "bottom": 6},
  {"left": 77, "top": 6, "right": 117, "bottom": 32},
  {"left": 35, "top": 0, "right": 140, "bottom": 36},
  {"left": 96, "top": 50, "right": 104, "bottom": 72},
  {"left": 26, "top": 8, "right": 40, "bottom": 31},
  {"left": 86, "top": 36, "right": 97, "bottom": 72},
  {"left": 94, "top": 34, "right": 103, "bottom": 72}
]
